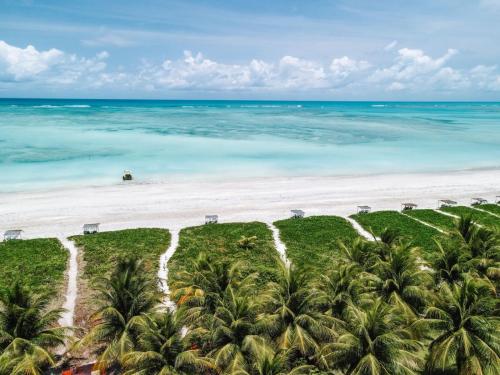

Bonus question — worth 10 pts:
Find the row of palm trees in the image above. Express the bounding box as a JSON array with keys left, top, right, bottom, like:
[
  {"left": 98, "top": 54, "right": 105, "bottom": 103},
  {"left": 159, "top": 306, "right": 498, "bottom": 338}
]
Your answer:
[{"left": 0, "top": 215, "right": 498, "bottom": 374}]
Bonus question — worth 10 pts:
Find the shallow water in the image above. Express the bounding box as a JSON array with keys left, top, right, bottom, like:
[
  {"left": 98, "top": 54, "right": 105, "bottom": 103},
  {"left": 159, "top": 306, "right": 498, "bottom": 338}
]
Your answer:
[{"left": 1, "top": 99, "right": 499, "bottom": 192}]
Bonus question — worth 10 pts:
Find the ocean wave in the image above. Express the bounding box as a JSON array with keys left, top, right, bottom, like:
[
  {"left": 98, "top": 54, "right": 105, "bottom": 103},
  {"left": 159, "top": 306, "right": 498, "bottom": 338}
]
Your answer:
[
  {"left": 33, "top": 104, "right": 91, "bottom": 108},
  {"left": 371, "top": 104, "right": 386, "bottom": 107}
]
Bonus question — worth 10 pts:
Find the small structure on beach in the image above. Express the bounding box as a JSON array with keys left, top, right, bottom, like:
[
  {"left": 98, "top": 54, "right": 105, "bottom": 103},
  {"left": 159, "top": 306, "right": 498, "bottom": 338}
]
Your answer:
[
  {"left": 122, "top": 170, "right": 133, "bottom": 181},
  {"left": 83, "top": 223, "right": 100, "bottom": 235},
  {"left": 438, "top": 199, "right": 457, "bottom": 208},
  {"left": 357, "top": 205, "right": 371, "bottom": 214},
  {"left": 291, "top": 209, "right": 305, "bottom": 219},
  {"left": 471, "top": 197, "right": 488, "bottom": 206},
  {"left": 3, "top": 230, "right": 22, "bottom": 241},
  {"left": 401, "top": 203, "right": 418, "bottom": 211},
  {"left": 205, "top": 215, "right": 218, "bottom": 224}
]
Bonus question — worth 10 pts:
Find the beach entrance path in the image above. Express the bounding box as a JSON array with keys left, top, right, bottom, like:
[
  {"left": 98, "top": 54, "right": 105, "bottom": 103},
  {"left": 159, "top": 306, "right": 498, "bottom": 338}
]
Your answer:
[
  {"left": 350, "top": 211, "right": 444, "bottom": 259},
  {"left": 403, "top": 209, "right": 457, "bottom": 232},
  {"left": 440, "top": 206, "right": 500, "bottom": 228},
  {"left": 158, "top": 228, "right": 180, "bottom": 310},
  {"left": 70, "top": 228, "right": 171, "bottom": 328},
  {"left": 273, "top": 216, "right": 360, "bottom": 277}
]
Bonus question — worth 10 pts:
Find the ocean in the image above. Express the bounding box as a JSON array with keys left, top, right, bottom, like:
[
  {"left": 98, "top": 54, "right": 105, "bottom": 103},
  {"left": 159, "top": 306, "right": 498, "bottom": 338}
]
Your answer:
[{"left": 1, "top": 99, "right": 499, "bottom": 192}]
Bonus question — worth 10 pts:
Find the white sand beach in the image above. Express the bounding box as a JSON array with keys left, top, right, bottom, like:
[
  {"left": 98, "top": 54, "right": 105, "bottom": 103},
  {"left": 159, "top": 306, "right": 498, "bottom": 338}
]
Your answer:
[{"left": 1, "top": 168, "right": 499, "bottom": 239}]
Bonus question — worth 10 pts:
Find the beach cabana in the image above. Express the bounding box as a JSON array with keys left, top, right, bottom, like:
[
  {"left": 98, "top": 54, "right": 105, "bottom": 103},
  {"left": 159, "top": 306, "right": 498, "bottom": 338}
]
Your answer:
[
  {"left": 291, "top": 209, "right": 305, "bottom": 219},
  {"left": 401, "top": 203, "right": 417, "bottom": 211},
  {"left": 471, "top": 197, "right": 487, "bottom": 206},
  {"left": 83, "top": 223, "right": 100, "bottom": 235},
  {"left": 438, "top": 199, "right": 457, "bottom": 208},
  {"left": 3, "top": 230, "right": 22, "bottom": 241},
  {"left": 205, "top": 215, "right": 218, "bottom": 224},
  {"left": 357, "top": 205, "right": 371, "bottom": 214},
  {"left": 122, "top": 170, "right": 133, "bottom": 181}
]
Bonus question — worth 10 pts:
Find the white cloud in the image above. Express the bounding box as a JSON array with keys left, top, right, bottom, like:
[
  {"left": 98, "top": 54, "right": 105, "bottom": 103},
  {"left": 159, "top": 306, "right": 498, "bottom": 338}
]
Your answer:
[
  {"left": 1, "top": 40, "right": 500, "bottom": 95},
  {"left": 0, "top": 40, "right": 109, "bottom": 85},
  {"left": 0, "top": 40, "right": 64, "bottom": 80},
  {"left": 330, "top": 56, "right": 370, "bottom": 80}
]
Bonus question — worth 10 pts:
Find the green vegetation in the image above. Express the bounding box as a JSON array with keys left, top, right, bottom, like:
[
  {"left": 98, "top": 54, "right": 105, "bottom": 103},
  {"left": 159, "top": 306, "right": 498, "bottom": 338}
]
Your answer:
[
  {"left": 71, "top": 228, "right": 170, "bottom": 283},
  {"left": 77, "top": 214, "right": 499, "bottom": 375},
  {"left": 479, "top": 203, "right": 500, "bottom": 216},
  {"left": 0, "top": 282, "right": 70, "bottom": 375},
  {"left": 441, "top": 205, "right": 500, "bottom": 228},
  {"left": 0, "top": 238, "right": 67, "bottom": 295},
  {"left": 168, "top": 222, "right": 279, "bottom": 287},
  {"left": 404, "top": 208, "right": 457, "bottom": 231},
  {"left": 350, "top": 210, "right": 442, "bottom": 256},
  {"left": 273, "top": 216, "right": 359, "bottom": 274}
]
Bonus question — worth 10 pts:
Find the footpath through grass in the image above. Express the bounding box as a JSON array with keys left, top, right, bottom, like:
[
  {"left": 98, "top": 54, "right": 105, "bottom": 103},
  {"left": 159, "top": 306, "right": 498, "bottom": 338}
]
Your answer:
[
  {"left": 404, "top": 209, "right": 457, "bottom": 231},
  {"left": 350, "top": 211, "right": 442, "bottom": 257},
  {"left": 273, "top": 216, "right": 359, "bottom": 275},
  {"left": 71, "top": 228, "right": 171, "bottom": 285},
  {"left": 477, "top": 204, "right": 500, "bottom": 217},
  {"left": 0, "top": 238, "right": 67, "bottom": 295},
  {"left": 168, "top": 222, "right": 279, "bottom": 287},
  {"left": 440, "top": 206, "right": 500, "bottom": 229}
]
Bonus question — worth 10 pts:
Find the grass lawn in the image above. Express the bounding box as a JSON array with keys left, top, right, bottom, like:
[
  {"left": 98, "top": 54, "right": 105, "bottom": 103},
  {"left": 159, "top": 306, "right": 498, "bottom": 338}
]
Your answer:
[
  {"left": 0, "top": 238, "right": 67, "bottom": 295},
  {"left": 404, "top": 209, "right": 457, "bottom": 231},
  {"left": 273, "top": 216, "right": 359, "bottom": 275},
  {"left": 440, "top": 206, "right": 500, "bottom": 229},
  {"left": 350, "top": 211, "right": 443, "bottom": 256},
  {"left": 478, "top": 204, "right": 500, "bottom": 217},
  {"left": 71, "top": 228, "right": 171, "bottom": 284},
  {"left": 168, "top": 222, "right": 279, "bottom": 287}
]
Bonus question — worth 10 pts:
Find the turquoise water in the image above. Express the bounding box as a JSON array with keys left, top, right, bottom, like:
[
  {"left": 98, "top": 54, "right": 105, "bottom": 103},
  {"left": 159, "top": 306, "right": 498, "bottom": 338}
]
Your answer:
[{"left": 1, "top": 99, "right": 499, "bottom": 192}]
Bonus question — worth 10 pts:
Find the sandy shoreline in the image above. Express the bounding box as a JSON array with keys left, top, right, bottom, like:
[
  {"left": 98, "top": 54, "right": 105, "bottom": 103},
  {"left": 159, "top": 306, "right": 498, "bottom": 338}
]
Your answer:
[{"left": 1, "top": 169, "right": 499, "bottom": 239}]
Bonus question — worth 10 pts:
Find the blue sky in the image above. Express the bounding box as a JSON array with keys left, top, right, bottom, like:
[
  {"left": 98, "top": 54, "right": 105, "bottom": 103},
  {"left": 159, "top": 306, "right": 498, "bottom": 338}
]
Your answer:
[{"left": 1, "top": 0, "right": 499, "bottom": 99}]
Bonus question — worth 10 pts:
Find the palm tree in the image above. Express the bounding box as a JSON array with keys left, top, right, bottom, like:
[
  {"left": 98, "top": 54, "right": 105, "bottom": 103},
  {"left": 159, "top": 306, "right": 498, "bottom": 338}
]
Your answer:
[
  {"left": 257, "top": 263, "right": 332, "bottom": 366},
  {"left": 209, "top": 286, "right": 259, "bottom": 373},
  {"left": 172, "top": 252, "right": 256, "bottom": 332},
  {"left": 78, "top": 256, "right": 160, "bottom": 369},
  {"left": 121, "top": 309, "right": 213, "bottom": 374},
  {"left": 374, "top": 227, "right": 403, "bottom": 261},
  {"left": 430, "top": 239, "right": 469, "bottom": 285},
  {"left": 373, "top": 242, "right": 431, "bottom": 318},
  {"left": 314, "top": 263, "right": 372, "bottom": 319},
  {"left": 322, "top": 299, "right": 423, "bottom": 375},
  {"left": 0, "top": 281, "right": 69, "bottom": 375},
  {"left": 422, "top": 275, "right": 500, "bottom": 375},
  {"left": 338, "top": 238, "right": 377, "bottom": 271},
  {"left": 237, "top": 335, "right": 315, "bottom": 375}
]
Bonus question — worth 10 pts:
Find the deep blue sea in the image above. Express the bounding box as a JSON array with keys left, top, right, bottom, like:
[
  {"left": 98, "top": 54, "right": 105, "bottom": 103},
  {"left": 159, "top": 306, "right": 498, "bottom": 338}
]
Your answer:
[{"left": 1, "top": 99, "right": 499, "bottom": 192}]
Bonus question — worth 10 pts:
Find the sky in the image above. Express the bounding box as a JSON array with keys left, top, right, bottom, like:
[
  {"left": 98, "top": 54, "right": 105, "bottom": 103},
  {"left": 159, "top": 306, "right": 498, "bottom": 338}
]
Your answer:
[{"left": 0, "top": 0, "right": 500, "bottom": 100}]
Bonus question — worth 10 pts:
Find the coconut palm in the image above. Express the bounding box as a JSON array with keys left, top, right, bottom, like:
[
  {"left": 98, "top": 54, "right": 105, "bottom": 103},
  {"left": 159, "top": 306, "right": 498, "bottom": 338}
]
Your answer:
[
  {"left": 121, "top": 309, "right": 213, "bottom": 374},
  {"left": 373, "top": 242, "right": 431, "bottom": 318},
  {"left": 79, "top": 256, "right": 160, "bottom": 369},
  {"left": 173, "top": 252, "right": 256, "bottom": 332},
  {"left": 257, "top": 263, "right": 332, "bottom": 365},
  {"left": 322, "top": 299, "right": 423, "bottom": 375},
  {"left": 314, "top": 263, "right": 372, "bottom": 319},
  {"left": 0, "top": 281, "right": 69, "bottom": 375},
  {"left": 236, "top": 335, "right": 315, "bottom": 375},
  {"left": 374, "top": 227, "right": 403, "bottom": 261},
  {"left": 208, "top": 286, "right": 259, "bottom": 373},
  {"left": 422, "top": 275, "right": 500, "bottom": 375},
  {"left": 430, "top": 240, "right": 468, "bottom": 285},
  {"left": 338, "top": 238, "right": 377, "bottom": 271}
]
